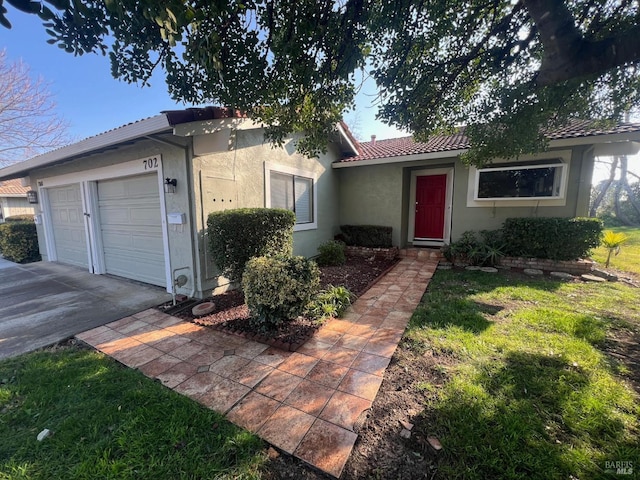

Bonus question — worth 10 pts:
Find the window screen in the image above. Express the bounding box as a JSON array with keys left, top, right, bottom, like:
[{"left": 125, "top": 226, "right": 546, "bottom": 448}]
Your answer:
[{"left": 270, "top": 171, "right": 313, "bottom": 223}]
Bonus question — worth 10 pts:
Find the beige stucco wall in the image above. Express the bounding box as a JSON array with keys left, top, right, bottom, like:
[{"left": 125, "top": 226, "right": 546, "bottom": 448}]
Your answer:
[
  {"left": 191, "top": 127, "right": 341, "bottom": 295},
  {"left": 338, "top": 145, "right": 595, "bottom": 246}
]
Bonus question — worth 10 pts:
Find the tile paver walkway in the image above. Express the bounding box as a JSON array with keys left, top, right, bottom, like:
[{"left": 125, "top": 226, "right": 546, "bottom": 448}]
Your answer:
[{"left": 77, "top": 252, "right": 439, "bottom": 478}]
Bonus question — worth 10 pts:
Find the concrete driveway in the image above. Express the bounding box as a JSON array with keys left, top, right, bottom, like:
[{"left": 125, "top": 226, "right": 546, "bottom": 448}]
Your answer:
[{"left": 0, "top": 260, "right": 171, "bottom": 360}]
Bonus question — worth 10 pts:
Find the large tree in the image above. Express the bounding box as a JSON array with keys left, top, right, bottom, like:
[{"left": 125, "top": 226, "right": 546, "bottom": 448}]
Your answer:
[
  {"left": 1, "top": 0, "right": 639, "bottom": 162},
  {"left": 0, "top": 49, "right": 70, "bottom": 167},
  {"left": 591, "top": 156, "right": 640, "bottom": 225}
]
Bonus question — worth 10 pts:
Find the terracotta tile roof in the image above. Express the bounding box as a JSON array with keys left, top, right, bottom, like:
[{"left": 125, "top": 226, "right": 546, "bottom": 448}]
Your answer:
[
  {"left": 545, "top": 119, "right": 640, "bottom": 139},
  {"left": 340, "top": 132, "right": 469, "bottom": 163},
  {"left": 0, "top": 178, "right": 29, "bottom": 196},
  {"left": 339, "top": 121, "right": 640, "bottom": 163}
]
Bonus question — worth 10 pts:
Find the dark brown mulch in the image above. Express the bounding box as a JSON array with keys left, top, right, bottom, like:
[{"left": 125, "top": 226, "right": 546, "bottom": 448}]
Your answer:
[
  {"left": 319, "top": 255, "right": 399, "bottom": 296},
  {"left": 171, "top": 255, "right": 399, "bottom": 351}
]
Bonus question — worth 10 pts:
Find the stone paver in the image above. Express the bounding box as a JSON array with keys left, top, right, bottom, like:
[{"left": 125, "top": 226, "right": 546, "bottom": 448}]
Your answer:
[{"left": 77, "top": 252, "right": 439, "bottom": 478}]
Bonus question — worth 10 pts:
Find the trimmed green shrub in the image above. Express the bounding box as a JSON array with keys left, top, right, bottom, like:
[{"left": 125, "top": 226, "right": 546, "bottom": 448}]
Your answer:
[
  {"left": 0, "top": 221, "right": 41, "bottom": 263},
  {"left": 340, "top": 225, "right": 392, "bottom": 248},
  {"left": 242, "top": 255, "right": 320, "bottom": 329},
  {"left": 5, "top": 215, "right": 34, "bottom": 223},
  {"left": 316, "top": 240, "right": 346, "bottom": 266},
  {"left": 307, "top": 285, "right": 353, "bottom": 322},
  {"left": 207, "top": 208, "right": 295, "bottom": 281},
  {"left": 502, "top": 217, "right": 602, "bottom": 260}
]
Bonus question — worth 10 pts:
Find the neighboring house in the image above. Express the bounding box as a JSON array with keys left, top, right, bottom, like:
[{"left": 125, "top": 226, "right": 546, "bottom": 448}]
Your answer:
[
  {"left": 0, "top": 178, "right": 34, "bottom": 222},
  {"left": 0, "top": 106, "right": 638, "bottom": 298}
]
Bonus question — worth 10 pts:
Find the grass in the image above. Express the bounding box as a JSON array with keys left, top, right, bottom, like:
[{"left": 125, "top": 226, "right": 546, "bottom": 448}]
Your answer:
[
  {"left": 406, "top": 270, "right": 640, "bottom": 480},
  {"left": 591, "top": 226, "right": 640, "bottom": 275},
  {"left": 0, "top": 347, "right": 266, "bottom": 480}
]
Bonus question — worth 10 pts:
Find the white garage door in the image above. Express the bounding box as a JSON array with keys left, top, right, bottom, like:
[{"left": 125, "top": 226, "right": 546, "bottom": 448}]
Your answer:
[
  {"left": 98, "top": 174, "right": 166, "bottom": 286},
  {"left": 48, "top": 184, "right": 88, "bottom": 268}
]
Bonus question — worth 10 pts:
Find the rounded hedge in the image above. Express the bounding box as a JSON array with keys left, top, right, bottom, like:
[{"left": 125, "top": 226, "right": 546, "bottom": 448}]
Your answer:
[{"left": 242, "top": 255, "right": 320, "bottom": 329}]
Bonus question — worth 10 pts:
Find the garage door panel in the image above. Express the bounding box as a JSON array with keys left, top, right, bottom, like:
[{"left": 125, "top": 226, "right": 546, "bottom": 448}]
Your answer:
[
  {"left": 99, "top": 176, "right": 159, "bottom": 199},
  {"left": 48, "top": 184, "right": 88, "bottom": 269},
  {"left": 101, "top": 230, "right": 163, "bottom": 249},
  {"left": 98, "top": 174, "right": 165, "bottom": 287},
  {"left": 98, "top": 207, "right": 129, "bottom": 225},
  {"left": 101, "top": 255, "right": 165, "bottom": 286},
  {"left": 99, "top": 209, "right": 161, "bottom": 228},
  {"left": 130, "top": 207, "right": 161, "bottom": 225}
]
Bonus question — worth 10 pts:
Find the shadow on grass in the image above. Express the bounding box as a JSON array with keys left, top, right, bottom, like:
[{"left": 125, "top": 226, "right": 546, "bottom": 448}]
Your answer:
[
  {"left": 410, "top": 270, "right": 569, "bottom": 335},
  {"left": 0, "top": 347, "right": 265, "bottom": 480},
  {"left": 428, "top": 351, "right": 637, "bottom": 479}
]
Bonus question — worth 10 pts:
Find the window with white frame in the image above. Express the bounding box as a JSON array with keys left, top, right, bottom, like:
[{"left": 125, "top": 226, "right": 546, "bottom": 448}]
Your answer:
[
  {"left": 266, "top": 163, "right": 317, "bottom": 230},
  {"left": 474, "top": 161, "right": 567, "bottom": 200}
]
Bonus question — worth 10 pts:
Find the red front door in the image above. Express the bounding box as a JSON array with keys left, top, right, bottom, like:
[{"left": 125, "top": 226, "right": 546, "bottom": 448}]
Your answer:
[{"left": 415, "top": 174, "right": 447, "bottom": 239}]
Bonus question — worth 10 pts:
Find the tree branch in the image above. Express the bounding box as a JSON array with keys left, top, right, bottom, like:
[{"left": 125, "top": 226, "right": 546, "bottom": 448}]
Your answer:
[{"left": 524, "top": 0, "right": 640, "bottom": 86}]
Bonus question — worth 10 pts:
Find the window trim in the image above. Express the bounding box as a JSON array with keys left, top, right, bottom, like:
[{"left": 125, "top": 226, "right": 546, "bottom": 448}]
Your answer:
[
  {"left": 466, "top": 150, "right": 571, "bottom": 208},
  {"left": 264, "top": 161, "right": 318, "bottom": 231}
]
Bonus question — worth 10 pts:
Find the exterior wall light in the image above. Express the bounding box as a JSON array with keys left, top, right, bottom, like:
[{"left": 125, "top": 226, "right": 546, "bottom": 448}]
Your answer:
[
  {"left": 26, "top": 190, "right": 39, "bottom": 204},
  {"left": 164, "top": 178, "right": 177, "bottom": 194}
]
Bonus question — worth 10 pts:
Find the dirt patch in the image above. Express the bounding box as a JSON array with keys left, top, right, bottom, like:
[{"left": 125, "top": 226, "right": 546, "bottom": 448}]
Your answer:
[
  {"left": 171, "top": 255, "right": 399, "bottom": 351},
  {"left": 603, "top": 328, "right": 640, "bottom": 395}
]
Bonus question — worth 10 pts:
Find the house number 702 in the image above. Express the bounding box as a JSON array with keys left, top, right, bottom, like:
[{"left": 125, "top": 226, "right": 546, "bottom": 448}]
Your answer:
[{"left": 143, "top": 157, "right": 159, "bottom": 170}]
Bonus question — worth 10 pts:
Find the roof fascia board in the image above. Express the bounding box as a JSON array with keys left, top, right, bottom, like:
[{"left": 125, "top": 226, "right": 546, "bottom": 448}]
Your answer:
[
  {"left": 548, "top": 131, "right": 640, "bottom": 148},
  {"left": 173, "top": 117, "right": 262, "bottom": 137},
  {"left": 0, "top": 115, "right": 171, "bottom": 180},
  {"left": 332, "top": 149, "right": 465, "bottom": 168},
  {"left": 0, "top": 194, "right": 27, "bottom": 198},
  {"left": 335, "top": 123, "right": 359, "bottom": 156}
]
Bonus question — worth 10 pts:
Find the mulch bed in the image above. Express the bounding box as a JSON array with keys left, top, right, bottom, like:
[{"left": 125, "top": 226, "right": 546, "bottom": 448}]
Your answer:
[{"left": 167, "top": 255, "right": 399, "bottom": 351}]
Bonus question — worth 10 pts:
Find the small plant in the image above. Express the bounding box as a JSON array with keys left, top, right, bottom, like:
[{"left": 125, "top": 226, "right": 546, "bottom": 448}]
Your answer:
[
  {"left": 601, "top": 229, "right": 629, "bottom": 267},
  {"left": 307, "top": 285, "right": 353, "bottom": 321},
  {"left": 443, "top": 231, "right": 479, "bottom": 266},
  {"left": 242, "top": 255, "right": 319, "bottom": 329},
  {"left": 482, "top": 243, "right": 506, "bottom": 267},
  {"left": 316, "top": 240, "right": 346, "bottom": 266},
  {"left": 443, "top": 230, "right": 505, "bottom": 267}
]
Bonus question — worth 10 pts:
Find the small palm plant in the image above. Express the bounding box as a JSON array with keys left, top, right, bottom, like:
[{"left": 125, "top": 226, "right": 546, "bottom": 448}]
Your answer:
[{"left": 601, "top": 230, "right": 629, "bottom": 268}]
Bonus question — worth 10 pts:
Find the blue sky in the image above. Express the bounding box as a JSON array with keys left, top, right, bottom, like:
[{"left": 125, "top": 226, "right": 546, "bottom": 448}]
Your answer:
[{"left": 0, "top": 9, "right": 404, "bottom": 144}]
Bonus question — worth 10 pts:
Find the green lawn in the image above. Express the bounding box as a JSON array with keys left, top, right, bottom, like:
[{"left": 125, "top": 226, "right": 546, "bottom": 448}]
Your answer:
[
  {"left": 406, "top": 270, "right": 639, "bottom": 480},
  {"left": 0, "top": 347, "right": 266, "bottom": 480},
  {"left": 591, "top": 226, "right": 640, "bottom": 275}
]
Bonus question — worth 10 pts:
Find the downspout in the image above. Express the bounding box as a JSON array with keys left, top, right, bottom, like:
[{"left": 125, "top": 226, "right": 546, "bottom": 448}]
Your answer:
[{"left": 143, "top": 134, "right": 197, "bottom": 299}]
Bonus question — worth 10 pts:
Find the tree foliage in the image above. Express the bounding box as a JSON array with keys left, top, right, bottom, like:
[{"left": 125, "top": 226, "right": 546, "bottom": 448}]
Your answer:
[
  {"left": 1, "top": 0, "right": 639, "bottom": 163},
  {"left": 0, "top": 49, "right": 70, "bottom": 167},
  {"left": 591, "top": 156, "right": 640, "bottom": 226}
]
